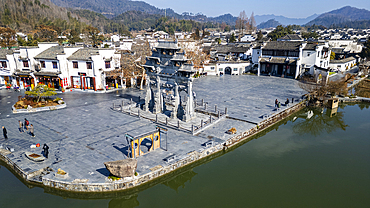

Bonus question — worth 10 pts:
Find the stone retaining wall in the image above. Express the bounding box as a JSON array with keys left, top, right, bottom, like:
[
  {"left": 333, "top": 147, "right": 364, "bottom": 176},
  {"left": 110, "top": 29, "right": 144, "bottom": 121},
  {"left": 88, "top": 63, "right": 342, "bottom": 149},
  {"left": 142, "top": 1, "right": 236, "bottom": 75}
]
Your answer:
[
  {"left": 12, "top": 103, "right": 67, "bottom": 114},
  {"left": 0, "top": 101, "right": 306, "bottom": 193}
]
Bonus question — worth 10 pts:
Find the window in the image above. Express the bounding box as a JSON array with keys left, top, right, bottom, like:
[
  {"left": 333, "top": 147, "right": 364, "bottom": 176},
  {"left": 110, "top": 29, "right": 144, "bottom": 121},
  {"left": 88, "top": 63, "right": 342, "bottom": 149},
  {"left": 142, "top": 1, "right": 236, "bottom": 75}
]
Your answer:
[
  {"left": 86, "top": 62, "right": 92, "bottom": 69},
  {"left": 52, "top": 62, "right": 58, "bottom": 69},
  {"left": 105, "top": 61, "right": 111, "bottom": 69},
  {"left": 307, "top": 53, "right": 310, "bottom": 57},
  {"left": 219, "top": 68, "right": 223, "bottom": 71},
  {"left": 210, "top": 67, "right": 215, "bottom": 70},
  {"left": 318, "top": 53, "right": 320, "bottom": 57},
  {"left": 23, "top": 61, "right": 29, "bottom": 68},
  {"left": 257, "top": 51, "right": 259, "bottom": 54},
  {"left": 337, "top": 65, "right": 341, "bottom": 68},
  {"left": 1, "top": 61, "right": 7, "bottom": 68},
  {"left": 233, "top": 68, "right": 238, "bottom": 71},
  {"left": 40, "top": 61, "right": 45, "bottom": 68},
  {"left": 73, "top": 61, "right": 78, "bottom": 69}
]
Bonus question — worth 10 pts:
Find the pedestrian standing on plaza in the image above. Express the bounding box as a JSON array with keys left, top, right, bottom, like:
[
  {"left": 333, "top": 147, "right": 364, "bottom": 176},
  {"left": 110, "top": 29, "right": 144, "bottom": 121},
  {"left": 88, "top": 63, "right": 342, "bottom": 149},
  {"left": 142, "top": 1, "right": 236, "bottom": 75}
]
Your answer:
[
  {"left": 18, "top": 120, "right": 24, "bottom": 133},
  {"left": 43, "top": 144, "right": 49, "bottom": 158},
  {"left": 29, "top": 124, "right": 35, "bottom": 137},
  {"left": 24, "top": 118, "right": 29, "bottom": 131},
  {"left": 2, "top": 126, "right": 7, "bottom": 139},
  {"left": 275, "top": 99, "right": 279, "bottom": 108}
]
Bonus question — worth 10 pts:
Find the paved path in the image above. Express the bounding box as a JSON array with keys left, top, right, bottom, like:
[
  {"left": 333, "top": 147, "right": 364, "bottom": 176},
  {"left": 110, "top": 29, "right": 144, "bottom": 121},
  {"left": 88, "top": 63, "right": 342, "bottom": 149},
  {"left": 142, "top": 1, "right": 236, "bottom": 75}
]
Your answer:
[{"left": 0, "top": 75, "right": 306, "bottom": 185}]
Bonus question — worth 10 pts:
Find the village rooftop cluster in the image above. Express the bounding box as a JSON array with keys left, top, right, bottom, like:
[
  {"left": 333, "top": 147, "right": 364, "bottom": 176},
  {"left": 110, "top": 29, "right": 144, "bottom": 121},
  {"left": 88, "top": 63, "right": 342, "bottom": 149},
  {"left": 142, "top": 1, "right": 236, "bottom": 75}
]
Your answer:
[{"left": 0, "top": 26, "right": 369, "bottom": 91}]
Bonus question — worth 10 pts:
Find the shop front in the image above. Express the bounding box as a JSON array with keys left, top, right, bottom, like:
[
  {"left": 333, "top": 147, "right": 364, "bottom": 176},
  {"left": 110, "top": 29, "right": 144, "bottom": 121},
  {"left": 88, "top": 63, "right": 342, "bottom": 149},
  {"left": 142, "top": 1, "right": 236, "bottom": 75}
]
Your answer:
[
  {"left": 71, "top": 73, "right": 96, "bottom": 90},
  {"left": 16, "top": 74, "right": 35, "bottom": 90},
  {"left": 34, "top": 73, "right": 61, "bottom": 89},
  {"left": 105, "top": 76, "right": 118, "bottom": 89}
]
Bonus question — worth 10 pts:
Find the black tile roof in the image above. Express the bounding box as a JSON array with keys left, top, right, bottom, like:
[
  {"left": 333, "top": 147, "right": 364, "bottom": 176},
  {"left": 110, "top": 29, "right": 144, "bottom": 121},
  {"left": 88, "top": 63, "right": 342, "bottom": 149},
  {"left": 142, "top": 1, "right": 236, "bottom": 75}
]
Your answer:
[
  {"left": 0, "top": 49, "right": 13, "bottom": 59},
  {"left": 67, "top": 48, "right": 99, "bottom": 61},
  {"left": 34, "top": 46, "right": 65, "bottom": 60},
  {"left": 263, "top": 41, "right": 303, "bottom": 51}
]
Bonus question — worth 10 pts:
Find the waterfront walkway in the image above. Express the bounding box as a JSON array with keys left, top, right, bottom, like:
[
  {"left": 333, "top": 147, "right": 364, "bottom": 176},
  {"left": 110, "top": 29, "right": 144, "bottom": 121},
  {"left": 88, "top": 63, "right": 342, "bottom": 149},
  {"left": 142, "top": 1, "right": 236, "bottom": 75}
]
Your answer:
[{"left": 0, "top": 75, "right": 306, "bottom": 192}]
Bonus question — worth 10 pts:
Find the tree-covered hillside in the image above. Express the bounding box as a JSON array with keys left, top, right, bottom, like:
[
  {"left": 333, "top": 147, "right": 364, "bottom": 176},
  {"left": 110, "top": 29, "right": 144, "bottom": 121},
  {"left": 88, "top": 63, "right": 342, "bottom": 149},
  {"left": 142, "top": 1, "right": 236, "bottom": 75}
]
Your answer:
[{"left": 306, "top": 6, "right": 370, "bottom": 27}]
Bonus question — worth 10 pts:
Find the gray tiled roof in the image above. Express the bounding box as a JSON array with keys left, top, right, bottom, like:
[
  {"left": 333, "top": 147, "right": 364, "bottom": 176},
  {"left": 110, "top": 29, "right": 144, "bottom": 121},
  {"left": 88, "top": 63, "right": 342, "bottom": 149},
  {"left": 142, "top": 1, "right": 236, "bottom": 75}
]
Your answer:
[
  {"left": 330, "top": 56, "right": 355, "bottom": 64},
  {"left": 278, "top": 34, "right": 302, "bottom": 41},
  {"left": 34, "top": 46, "right": 65, "bottom": 60},
  {"left": 67, "top": 48, "right": 99, "bottom": 61},
  {"left": 0, "top": 49, "right": 13, "bottom": 59},
  {"left": 263, "top": 41, "right": 303, "bottom": 51},
  {"left": 303, "top": 42, "right": 318, "bottom": 50}
]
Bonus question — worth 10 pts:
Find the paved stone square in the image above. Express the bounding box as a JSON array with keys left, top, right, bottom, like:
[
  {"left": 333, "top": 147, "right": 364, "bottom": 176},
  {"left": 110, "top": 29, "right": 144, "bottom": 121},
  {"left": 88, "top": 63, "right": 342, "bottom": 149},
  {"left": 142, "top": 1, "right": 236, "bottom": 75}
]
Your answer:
[{"left": 0, "top": 75, "right": 306, "bottom": 185}]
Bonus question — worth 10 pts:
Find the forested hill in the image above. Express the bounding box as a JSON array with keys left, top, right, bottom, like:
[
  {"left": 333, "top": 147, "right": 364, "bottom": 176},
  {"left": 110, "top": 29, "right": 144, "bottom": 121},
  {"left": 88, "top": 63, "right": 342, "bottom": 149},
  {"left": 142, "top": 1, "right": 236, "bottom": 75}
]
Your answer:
[
  {"left": 306, "top": 6, "right": 370, "bottom": 27},
  {"left": 50, "top": 0, "right": 237, "bottom": 24},
  {"left": 51, "top": 0, "right": 180, "bottom": 18},
  {"left": 0, "top": 0, "right": 72, "bottom": 31},
  {"left": 0, "top": 0, "right": 133, "bottom": 34}
]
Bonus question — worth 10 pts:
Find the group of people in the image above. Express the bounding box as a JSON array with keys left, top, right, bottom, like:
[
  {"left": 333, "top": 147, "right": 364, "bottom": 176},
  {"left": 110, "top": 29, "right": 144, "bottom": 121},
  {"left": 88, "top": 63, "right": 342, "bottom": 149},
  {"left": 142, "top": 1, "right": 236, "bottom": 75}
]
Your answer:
[
  {"left": 2, "top": 118, "right": 35, "bottom": 140},
  {"left": 275, "top": 98, "right": 294, "bottom": 109},
  {"left": 2, "top": 119, "right": 49, "bottom": 158},
  {"left": 18, "top": 118, "right": 35, "bottom": 137}
]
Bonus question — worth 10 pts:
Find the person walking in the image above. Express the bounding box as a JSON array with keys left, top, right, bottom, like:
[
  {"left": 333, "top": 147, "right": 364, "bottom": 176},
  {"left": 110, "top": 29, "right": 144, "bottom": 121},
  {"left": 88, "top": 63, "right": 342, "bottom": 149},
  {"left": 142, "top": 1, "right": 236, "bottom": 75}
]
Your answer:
[
  {"left": 24, "top": 118, "right": 29, "bottom": 131},
  {"left": 43, "top": 144, "right": 49, "bottom": 158},
  {"left": 2, "top": 126, "right": 7, "bottom": 139},
  {"left": 29, "top": 124, "right": 35, "bottom": 137},
  {"left": 18, "top": 120, "right": 24, "bottom": 133}
]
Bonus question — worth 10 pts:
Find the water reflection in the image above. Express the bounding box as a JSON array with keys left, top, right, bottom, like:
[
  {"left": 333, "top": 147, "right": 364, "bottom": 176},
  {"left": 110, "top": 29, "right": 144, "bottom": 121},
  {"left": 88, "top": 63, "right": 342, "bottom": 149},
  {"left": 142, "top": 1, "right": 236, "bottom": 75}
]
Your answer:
[
  {"left": 162, "top": 169, "right": 197, "bottom": 192},
  {"left": 292, "top": 107, "right": 348, "bottom": 136},
  {"left": 355, "top": 79, "right": 370, "bottom": 98},
  {"left": 108, "top": 194, "right": 139, "bottom": 208}
]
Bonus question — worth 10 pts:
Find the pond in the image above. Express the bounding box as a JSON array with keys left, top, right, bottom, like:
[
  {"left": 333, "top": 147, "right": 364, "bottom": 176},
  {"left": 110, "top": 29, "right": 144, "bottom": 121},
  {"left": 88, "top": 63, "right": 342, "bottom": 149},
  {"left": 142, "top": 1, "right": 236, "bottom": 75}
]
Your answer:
[{"left": 1, "top": 103, "right": 370, "bottom": 207}]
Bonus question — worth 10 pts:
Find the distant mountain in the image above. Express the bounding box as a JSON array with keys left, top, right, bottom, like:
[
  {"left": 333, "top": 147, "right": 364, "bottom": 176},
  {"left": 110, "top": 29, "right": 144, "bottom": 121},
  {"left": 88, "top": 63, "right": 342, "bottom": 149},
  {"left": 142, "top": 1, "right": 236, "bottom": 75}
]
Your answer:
[
  {"left": 255, "top": 14, "right": 318, "bottom": 26},
  {"left": 257, "top": 19, "right": 281, "bottom": 29},
  {"left": 306, "top": 6, "right": 370, "bottom": 27},
  {"left": 208, "top": 14, "right": 237, "bottom": 25}
]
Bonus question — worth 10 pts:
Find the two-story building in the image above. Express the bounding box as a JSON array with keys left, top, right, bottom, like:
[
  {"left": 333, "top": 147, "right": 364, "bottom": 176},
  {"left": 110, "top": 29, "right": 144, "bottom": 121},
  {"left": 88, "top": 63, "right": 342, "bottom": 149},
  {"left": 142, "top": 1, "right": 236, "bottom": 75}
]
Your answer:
[
  {"left": 258, "top": 41, "right": 304, "bottom": 78},
  {"left": 67, "top": 48, "right": 120, "bottom": 90},
  {"left": 33, "top": 45, "right": 82, "bottom": 89},
  {"left": 0, "top": 49, "right": 16, "bottom": 87},
  {"left": 258, "top": 41, "right": 331, "bottom": 79}
]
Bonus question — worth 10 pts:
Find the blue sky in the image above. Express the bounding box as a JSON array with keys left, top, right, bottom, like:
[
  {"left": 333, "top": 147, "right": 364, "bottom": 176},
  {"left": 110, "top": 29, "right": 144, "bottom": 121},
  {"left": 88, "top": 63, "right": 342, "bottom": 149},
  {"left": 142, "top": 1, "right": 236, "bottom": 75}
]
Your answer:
[{"left": 144, "top": 0, "right": 370, "bottom": 18}]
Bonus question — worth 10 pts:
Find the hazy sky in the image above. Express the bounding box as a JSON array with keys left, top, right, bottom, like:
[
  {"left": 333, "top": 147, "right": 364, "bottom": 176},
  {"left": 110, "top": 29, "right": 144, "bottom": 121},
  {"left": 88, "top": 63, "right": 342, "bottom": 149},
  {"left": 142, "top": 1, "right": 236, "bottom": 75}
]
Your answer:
[{"left": 144, "top": 0, "right": 370, "bottom": 18}]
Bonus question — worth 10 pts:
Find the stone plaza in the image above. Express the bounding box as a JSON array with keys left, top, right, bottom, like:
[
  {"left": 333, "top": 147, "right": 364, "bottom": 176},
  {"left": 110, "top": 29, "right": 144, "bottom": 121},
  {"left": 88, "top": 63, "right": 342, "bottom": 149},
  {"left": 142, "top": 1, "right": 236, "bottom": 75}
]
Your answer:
[{"left": 0, "top": 75, "right": 306, "bottom": 191}]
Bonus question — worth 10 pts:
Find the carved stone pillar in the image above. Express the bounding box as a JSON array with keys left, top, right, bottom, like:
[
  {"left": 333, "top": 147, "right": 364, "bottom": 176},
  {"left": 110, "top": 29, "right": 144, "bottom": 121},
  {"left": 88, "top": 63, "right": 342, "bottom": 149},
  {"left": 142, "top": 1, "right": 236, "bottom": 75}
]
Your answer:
[
  {"left": 144, "top": 76, "right": 151, "bottom": 112},
  {"left": 171, "top": 83, "right": 180, "bottom": 119},
  {"left": 153, "top": 76, "right": 162, "bottom": 114}
]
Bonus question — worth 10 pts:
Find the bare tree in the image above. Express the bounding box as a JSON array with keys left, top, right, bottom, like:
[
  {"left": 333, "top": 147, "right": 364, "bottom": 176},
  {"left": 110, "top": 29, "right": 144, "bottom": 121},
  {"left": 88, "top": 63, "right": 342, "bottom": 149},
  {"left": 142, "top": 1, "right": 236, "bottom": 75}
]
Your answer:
[
  {"left": 236, "top": 11, "right": 248, "bottom": 41},
  {"left": 249, "top": 12, "right": 256, "bottom": 32},
  {"left": 107, "top": 40, "right": 151, "bottom": 89}
]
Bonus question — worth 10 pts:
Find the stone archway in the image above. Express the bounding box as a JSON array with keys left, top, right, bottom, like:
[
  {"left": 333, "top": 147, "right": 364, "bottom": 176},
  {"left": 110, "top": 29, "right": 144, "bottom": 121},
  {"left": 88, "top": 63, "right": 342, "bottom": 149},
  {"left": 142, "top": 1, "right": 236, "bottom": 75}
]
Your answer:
[
  {"left": 140, "top": 137, "right": 153, "bottom": 154},
  {"left": 225, "top": 67, "right": 232, "bottom": 75}
]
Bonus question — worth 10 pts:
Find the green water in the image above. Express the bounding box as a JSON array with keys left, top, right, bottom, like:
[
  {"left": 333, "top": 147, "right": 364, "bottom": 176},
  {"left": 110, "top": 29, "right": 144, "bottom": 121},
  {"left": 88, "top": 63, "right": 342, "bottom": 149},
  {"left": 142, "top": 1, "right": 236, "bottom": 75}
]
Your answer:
[{"left": 1, "top": 104, "right": 370, "bottom": 208}]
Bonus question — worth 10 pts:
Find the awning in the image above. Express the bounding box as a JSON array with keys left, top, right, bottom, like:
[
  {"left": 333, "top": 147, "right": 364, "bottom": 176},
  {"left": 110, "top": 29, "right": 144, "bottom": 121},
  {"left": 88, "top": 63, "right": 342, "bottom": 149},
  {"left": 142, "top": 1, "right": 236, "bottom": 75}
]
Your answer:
[
  {"left": 33, "top": 72, "right": 60, "bottom": 76},
  {"left": 260, "top": 57, "right": 297, "bottom": 65},
  {"left": 314, "top": 65, "right": 330, "bottom": 71}
]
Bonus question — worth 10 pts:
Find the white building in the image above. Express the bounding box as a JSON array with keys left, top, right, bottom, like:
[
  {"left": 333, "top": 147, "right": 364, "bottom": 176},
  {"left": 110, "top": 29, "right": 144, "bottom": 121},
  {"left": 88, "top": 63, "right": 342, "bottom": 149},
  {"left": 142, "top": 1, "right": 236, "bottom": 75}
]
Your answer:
[
  {"left": 67, "top": 48, "right": 120, "bottom": 90},
  {"left": 203, "top": 61, "right": 250, "bottom": 76},
  {"left": 258, "top": 41, "right": 331, "bottom": 79},
  {"left": 0, "top": 49, "right": 16, "bottom": 87},
  {"left": 329, "top": 57, "right": 357, "bottom": 72}
]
